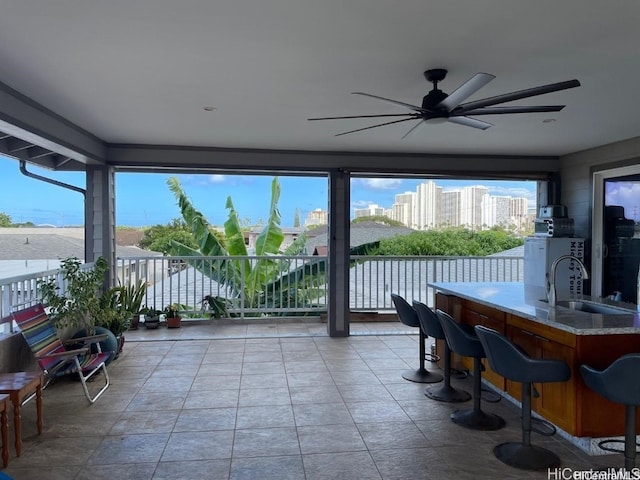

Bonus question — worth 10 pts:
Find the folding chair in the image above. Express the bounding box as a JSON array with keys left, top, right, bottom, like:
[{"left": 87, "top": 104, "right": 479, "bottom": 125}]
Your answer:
[{"left": 11, "top": 303, "right": 112, "bottom": 404}]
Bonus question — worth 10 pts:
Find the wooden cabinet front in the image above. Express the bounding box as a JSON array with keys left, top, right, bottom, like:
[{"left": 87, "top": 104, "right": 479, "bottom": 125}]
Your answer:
[{"left": 435, "top": 291, "right": 640, "bottom": 438}]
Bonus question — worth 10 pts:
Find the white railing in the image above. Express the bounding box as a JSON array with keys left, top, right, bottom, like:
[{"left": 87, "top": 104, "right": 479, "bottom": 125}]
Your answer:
[
  {"left": 350, "top": 255, "right": 523, "bottom": 309},
  {"left": 0, "top": 254, "right": 523, "bottom": 332}
]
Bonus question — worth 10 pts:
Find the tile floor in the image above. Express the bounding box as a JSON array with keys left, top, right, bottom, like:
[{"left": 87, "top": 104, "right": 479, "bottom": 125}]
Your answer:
[{"left": 1, "top": 321, "right": 628, "bottom": 480}]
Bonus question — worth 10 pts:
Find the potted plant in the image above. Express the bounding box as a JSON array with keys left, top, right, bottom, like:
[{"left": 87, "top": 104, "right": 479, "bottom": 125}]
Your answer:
[
  {"left": 39, "top": 256, "right": 109, "bottom": 336},
  {"left": 143, "top": 307, "right": 162, "bottom": 329},
  {"left": 164, "top": 303, "right": 182, "bottom": 328},
  {"left": 38, "top": 256, "right": 119, "bottom": 361},
  {"left": 119, "top": 280, "right": 147, "bottom": 330}
]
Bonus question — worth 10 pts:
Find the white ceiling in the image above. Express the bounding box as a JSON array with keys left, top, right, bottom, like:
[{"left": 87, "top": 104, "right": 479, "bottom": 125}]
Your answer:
[{"left": 1, "top": 0, "right": 639, "bottom": 158}]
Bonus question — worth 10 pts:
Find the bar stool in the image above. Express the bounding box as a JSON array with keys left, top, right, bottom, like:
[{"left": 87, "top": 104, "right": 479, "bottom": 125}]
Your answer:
[
  {"left": 475, "top": 325, "right": 570, "bottom": 470},
  {"left": 436, "top": 310, "right": 505, "bottom": 430},
  {"left": 390, "top": 294, "right": 442, "bottom": 383},
  {"left": 412, "top": 301, "right": 470, "bottom": 403},
  {"left": 581, "top": 354, "right": 640, "bottom": 471}
]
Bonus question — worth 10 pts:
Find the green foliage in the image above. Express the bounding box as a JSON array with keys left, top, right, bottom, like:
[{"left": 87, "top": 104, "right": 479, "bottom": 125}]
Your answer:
[
  {"left": 97, "top": 286, "right": 131, "bottom": 336},
  {"left": 139, "top": 218, "right": 202, "bottom": 254},
  {"left": 163, "top": 303, "right": 183, "bottom": 318},
  {"left": 168, "top": 176, "right": 327, "bottom": 316},
  {"left": 38, "top": 257, "right": 109, "bottom": 332},
  {"left": 351, "top": 215, "right": 405, "bottom": 227},
  {"left": 201, "top": 295, "right": 232, "bottom": 319},
  {"left": 376, "top": 227, "right": 523, "bottom": 256},
  {"left": 0, "top": 212, "right": 11, "bottom": 227}
]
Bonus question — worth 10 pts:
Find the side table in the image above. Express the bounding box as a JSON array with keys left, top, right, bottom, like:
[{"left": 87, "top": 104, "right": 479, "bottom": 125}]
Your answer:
[{"left": 0, "top": 372, "right": 44, "bottom": 458}]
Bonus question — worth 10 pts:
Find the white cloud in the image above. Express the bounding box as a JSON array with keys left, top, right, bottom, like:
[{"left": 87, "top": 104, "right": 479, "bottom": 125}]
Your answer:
[
  {"left": 207, "top": 174, "right": 227, "bottom": 184},
  {"left": 357, "top": 178, "right": 403, "bottom": 190},
  {"left": 352, "top": 200, "right": 374, "bottom": 208}
]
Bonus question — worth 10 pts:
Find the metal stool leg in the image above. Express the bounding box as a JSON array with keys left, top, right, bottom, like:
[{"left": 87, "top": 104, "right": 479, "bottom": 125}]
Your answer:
[{"left": 403, "top": 329, "right": 443, "bottom": 384}]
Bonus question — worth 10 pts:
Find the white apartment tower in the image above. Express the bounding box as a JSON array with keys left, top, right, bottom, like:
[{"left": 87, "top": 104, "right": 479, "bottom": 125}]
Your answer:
[
  {"left": 510, "top": 197, "right": 529, "bottom": 231},
  {"left": 441, "top": 190, "right": 461, "bottom": 226},
  {"left": 353, "top": 203, "right": 385, "bottom": 218},
  {"left": 482, "top": 194, "right": 511, "bottom": 228},
  {"left": 460, "top": 186, "right": 489, "bottom": 230},
  {"left": 304, "top": 208, "right": 328, "bottom": 227},
  {"left": 415, "top": 181, "right": 441, "bottom": 230},
  {"left": 391, "top": 191, "right": 416, "bottom": 227}
]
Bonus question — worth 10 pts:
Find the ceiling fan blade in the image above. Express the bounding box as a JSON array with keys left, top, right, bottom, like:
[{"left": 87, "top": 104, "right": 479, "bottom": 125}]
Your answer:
[
  {"left": 308, "top": 113, "right": 416, "bottom": 121},
  {"left": 448, "top": 116, "right": 492, "bottom": 130},
  {"left": 401, "top": 120, "right": 427, "bottom": 139},
  {"left": 352, "top": 92, "right": 430, "bottom": 113},
  {"left": 456, "top": 79, "right": 580, "bottom": 113},
  {"left": 334, "top": 117, "right": 420, "bottom": 137},
  {"left": 437, "top": 73, "right": 495, "bottom": 111},
  {"left": 455, "top": 105, "right": 566, "bottom": 115}
]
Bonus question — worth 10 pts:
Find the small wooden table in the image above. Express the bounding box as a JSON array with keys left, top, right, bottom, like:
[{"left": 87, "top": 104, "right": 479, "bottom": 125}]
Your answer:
[
  {"left": 0, "top": 372, "right": 44, "bottom": 458},
  {"left": 0, "top": 394, "right": 8, "bottom": 468}
]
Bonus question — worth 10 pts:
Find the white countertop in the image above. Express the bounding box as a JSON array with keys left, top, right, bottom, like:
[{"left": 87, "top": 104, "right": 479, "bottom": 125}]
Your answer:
[{"left": 429, "top": 282, "right": 640, "bottom": 335}]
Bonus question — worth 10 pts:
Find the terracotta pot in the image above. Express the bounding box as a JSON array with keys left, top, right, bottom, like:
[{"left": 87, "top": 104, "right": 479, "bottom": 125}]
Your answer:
[{"left": 166, "top": 316, "right": 181, "bottom": 328}]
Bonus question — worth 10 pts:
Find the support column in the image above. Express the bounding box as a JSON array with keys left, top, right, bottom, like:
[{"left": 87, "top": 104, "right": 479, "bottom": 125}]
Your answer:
[
  {"left": 84, "top": 165, "right": 116, "bottom": 286},
  {"left": 327, "top": 170, "right": 350, "bottom": 337}
]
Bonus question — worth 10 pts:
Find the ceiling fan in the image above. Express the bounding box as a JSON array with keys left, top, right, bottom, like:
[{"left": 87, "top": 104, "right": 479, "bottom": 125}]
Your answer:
[{"left": 308, "top": 69, "right": 580, "bottom": 138}]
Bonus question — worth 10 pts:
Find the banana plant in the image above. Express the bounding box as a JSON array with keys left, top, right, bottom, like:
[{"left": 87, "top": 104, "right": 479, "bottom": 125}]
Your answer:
[{"left": 168, "top": 177, "right": 318, "bottom": 313}]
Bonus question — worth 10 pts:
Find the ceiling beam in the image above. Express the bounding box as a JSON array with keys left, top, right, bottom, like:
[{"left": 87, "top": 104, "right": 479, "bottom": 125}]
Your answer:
[
  {"left": 107, "top": 144, "right": 559, "bottom": 179},
  {"left": 0, "top": 81, "right": 107, "bottom": 167}
]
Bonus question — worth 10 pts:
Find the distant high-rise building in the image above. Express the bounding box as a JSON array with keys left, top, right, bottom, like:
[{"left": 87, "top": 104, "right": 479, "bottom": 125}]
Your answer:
[
  {"left": 441, "top": 190, "right": 461, "bottom": 226},
  {"left": 415, "top": 181, "right": 441, "bottom": 230},
  {"left": 354, "top": 204, "right": 385, "bottom": 218},
  {"left": 305, "top": 208, "right": 328, "bottom": 226},
  {"left": 482, "top": 194, "right": 511, "bottom": 228},
  {"left": 510, "top": 197, "right": 529, "bottom": 232},
  {"left": 391, "top": 191, "right": 416, "bottom": 227},
  {"left": 460, "top": 186, "right": 489, "bottom": 229}
]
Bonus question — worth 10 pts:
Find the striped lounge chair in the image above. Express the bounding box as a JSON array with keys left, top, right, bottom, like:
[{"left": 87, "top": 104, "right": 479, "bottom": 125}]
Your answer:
[{"left": 12, "top": 303, "right": 111, "bottom": 404}]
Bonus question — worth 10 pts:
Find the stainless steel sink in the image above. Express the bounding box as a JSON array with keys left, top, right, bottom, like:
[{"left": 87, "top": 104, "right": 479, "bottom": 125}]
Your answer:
[{"left": 554, "top": 300, "right": 632, "bottom": 315}]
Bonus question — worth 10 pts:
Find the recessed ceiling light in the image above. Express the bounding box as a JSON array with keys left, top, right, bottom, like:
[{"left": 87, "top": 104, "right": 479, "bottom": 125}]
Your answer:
[
  {"left": 542, "top": 118, "right": 556, "bottom": 123},
  {"left": 202, "top": 106, "right": 217, "bottom": 112}
]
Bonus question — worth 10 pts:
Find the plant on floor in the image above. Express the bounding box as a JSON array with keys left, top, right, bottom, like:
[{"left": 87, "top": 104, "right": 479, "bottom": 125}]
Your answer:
[
  {"left": 164, "top": 303, "right": 183, "bottom": 328},
  {"left": 167, "top": 176, "right": 326, "bottom": 316},
  {"left": 38, "top": 256, "right": 109, "bottom": 334},
  {"left": 201, "top": 295, "right": 232, "bottom": 319}
]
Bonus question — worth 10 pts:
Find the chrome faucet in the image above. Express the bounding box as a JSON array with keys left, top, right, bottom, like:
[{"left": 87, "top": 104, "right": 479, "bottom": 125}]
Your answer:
[{"left": 546, "top": 255, "right": 590, "bottom": 307}]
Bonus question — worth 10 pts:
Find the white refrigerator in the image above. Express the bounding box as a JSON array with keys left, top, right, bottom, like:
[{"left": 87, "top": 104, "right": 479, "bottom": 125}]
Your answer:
[{"left": 523, "top": 237, "right": 586, "bottom": 302}]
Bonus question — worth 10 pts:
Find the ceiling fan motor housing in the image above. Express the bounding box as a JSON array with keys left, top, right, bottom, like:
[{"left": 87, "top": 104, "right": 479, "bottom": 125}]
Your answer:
[{"left": 422, "top": 90, "right": 448, "bottom": 113}]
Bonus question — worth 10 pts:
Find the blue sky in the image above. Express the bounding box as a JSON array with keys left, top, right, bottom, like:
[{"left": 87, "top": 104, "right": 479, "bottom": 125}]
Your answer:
[{"left": 0, "top": 155, "right": 538, "bottom": 227}]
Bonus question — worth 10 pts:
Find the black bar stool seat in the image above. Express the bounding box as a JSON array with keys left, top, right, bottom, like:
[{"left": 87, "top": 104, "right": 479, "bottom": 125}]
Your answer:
[
  {"left": 413, "top": 301, "right": 470, "bottom": 403},
  {"left": 475, "top": 325, "right": 570, "bottom": 471},
  {"left": 436, "top": 310, "right": 505, "bottom": 431},
  {"left": 581, "top": 354, "right": 640, "bottom": 471},
  {"left": 390, "top": 294, "right": 443, "bottom": 384}
]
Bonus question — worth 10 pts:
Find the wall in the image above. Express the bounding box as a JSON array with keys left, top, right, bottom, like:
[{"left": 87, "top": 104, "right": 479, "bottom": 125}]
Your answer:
[{"left": 560, "top": 136, "right": 640, "bottom": 239}]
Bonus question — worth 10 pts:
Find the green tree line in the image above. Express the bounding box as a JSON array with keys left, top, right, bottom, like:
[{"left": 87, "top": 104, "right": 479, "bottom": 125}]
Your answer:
[{"left": 376, "top": 227, "right": 523, "bottom": 256}]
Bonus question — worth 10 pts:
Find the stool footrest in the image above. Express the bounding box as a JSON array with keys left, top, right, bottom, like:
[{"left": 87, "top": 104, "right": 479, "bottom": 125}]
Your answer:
[{"left": 598, "top": 439, "right": 640, "bottom": 455}]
